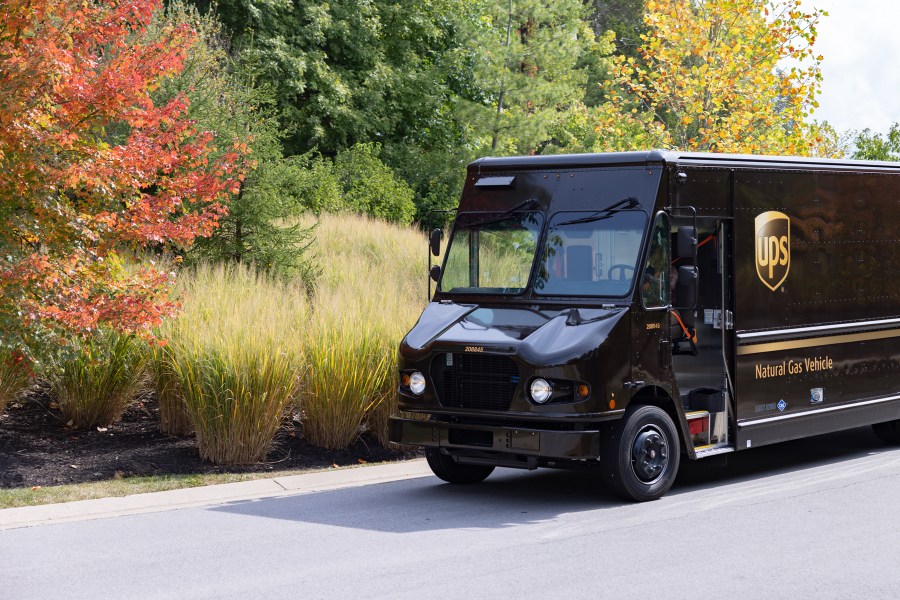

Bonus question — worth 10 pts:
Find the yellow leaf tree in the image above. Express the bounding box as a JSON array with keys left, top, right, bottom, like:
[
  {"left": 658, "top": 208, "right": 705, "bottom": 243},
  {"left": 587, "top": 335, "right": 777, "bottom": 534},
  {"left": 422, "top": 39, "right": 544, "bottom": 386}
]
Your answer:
[{"left": 609, "top": 0, "right": 836, "bottom": 155}]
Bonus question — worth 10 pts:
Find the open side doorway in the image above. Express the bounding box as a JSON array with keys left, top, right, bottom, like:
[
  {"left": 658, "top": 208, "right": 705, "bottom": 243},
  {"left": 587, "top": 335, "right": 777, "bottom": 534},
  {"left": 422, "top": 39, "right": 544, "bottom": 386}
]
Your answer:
[{"left": 671, "top": 218, "right": 735, "bottom": 453}]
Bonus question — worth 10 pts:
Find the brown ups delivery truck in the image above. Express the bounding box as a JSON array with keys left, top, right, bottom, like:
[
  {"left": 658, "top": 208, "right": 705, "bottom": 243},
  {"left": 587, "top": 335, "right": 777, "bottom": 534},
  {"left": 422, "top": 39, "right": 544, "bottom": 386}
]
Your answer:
[{"left": 389, "top": 150, "right": 900, "bottom": 501}]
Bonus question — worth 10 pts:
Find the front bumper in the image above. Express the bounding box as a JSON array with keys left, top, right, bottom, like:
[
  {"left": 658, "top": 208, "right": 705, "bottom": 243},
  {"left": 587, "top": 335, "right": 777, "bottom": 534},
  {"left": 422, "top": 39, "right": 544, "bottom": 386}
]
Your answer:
[{"left": 389, "top": 416, "right": 602, "bottom": 460}]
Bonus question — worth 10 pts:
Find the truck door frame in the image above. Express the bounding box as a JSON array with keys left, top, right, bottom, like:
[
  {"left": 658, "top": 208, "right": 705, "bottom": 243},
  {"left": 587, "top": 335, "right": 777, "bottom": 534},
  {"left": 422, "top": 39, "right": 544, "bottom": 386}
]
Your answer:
[{"left": 668, "top": 212, "right": 736, "bottom": 452}]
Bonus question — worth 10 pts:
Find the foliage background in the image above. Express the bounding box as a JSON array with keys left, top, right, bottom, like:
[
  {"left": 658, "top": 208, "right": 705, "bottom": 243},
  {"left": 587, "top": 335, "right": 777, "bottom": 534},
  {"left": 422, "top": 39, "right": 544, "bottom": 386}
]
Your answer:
[{"left": 2, "top": 0, "right": 895, "bottom": 461}]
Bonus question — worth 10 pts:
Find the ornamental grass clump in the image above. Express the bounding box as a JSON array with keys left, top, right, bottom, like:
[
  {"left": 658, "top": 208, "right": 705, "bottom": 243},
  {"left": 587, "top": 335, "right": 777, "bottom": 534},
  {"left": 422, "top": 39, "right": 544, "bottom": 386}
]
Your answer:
[
  {"left": 48, "top": 331, "right": 148, "bottom": 429},
  {"left": 152, "top": 214, "right": 427, "bottom": 458},
  {"left": 159, "top": 262, "right": 306, "bottom": 464},
  {"left": 149, "top": 343, "right": 192, "bottom": 435},
  {"left": 366, "top": 369, "right": 401, "bottom": 448},
  {"left": 0, "top": 350, "right": 31, "bottom": 414},
  {"left": 302, "top": 213, "right": 426, "bottom": 447},
  {"left": 171, "top": 341, "right": 300, "bottom": 464},
  {"left": 299, "top": 313, "right": 392, "bottom": 450}
]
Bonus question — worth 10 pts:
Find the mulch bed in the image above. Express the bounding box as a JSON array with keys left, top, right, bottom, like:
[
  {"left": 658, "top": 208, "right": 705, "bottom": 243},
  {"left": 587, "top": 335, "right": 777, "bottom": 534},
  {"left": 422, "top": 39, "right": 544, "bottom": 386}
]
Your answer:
[{"left": 0, "top": 389, "right": 418, "bottom": 489}]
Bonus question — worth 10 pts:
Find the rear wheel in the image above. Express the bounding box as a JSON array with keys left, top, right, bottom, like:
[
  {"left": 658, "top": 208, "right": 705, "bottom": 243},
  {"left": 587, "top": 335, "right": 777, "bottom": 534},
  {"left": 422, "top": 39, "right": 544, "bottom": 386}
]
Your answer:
[
  {"left": 601, "top": 404, "right": 681, "bottom": 502},
  {"left": 425, "top": 447, "right": 495, "bottom": 484},
  {"left": 872, "top": 420, "right": 900, "bottom": 445}
]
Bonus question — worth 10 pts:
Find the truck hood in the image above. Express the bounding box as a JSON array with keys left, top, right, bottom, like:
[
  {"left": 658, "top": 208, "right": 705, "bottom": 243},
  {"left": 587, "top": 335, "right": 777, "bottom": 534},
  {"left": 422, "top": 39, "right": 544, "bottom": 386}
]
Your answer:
[{"left": 401, "top": 301, "right": 628, "bottom": 366}]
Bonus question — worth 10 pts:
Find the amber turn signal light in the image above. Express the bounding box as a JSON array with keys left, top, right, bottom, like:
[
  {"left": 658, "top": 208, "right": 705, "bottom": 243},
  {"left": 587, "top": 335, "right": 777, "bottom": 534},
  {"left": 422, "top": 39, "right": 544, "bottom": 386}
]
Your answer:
[
  {"left": 576, "top": 384, "right": 590, "bottom": 399},
  {"left": 401, "top": 373, "right": 411, "bottom": 386}
]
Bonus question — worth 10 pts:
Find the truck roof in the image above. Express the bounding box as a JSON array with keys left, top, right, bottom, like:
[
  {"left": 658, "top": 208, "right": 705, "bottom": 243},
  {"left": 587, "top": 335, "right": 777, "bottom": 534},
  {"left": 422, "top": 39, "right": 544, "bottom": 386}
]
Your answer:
[{"left": 470, "top": 150, "right": 900, "bottom": 173}]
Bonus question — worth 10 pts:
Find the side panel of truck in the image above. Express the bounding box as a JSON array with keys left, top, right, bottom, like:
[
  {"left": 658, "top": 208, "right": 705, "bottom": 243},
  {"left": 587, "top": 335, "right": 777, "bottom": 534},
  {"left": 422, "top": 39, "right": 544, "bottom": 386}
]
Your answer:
[
  {"left": 671, "top": 164, "right": 900, "bottom": 449},
  {"left": 730, "top": 168, "right": 900, "bottom": 447}
]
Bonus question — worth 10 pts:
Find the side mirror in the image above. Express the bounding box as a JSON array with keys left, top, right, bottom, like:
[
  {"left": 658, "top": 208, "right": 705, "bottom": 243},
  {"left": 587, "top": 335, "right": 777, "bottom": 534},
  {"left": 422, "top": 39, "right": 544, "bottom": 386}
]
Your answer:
[
  {"left": 429, "top": 265, "right": 442, "bottom": 283},
  {"left": 677, "top": 226, "right": 697, "bottom": 259},
  {"left": 429, "top": 228, "right": 442, "bottom": 257}
]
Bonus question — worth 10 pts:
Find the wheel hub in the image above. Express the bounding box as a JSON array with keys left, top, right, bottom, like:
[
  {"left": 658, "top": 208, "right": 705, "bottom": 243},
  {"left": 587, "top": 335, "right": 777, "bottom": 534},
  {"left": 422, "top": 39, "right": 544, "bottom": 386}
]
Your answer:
[{"left": 631, "top": 425, "right": 668, "bottom": 484}]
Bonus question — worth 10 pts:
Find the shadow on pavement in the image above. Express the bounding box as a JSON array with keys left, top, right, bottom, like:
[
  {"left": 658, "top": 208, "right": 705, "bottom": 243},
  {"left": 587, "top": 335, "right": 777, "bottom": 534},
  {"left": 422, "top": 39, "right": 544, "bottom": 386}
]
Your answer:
[
  {"left": 674, "top": 425, "right": 890, "bottom": 490},
  {"left": 212, "top": 468, "right": 614, "bottom": 533},
  {"left": 210, "top": 426, "right": 896, "bottom": 532}
]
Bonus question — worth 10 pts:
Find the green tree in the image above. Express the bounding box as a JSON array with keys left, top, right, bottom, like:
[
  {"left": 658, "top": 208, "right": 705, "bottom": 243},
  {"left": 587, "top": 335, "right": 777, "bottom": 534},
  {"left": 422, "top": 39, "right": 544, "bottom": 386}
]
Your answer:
[
  {"left": 589, "top": 0, "right": 647, "bottom": 58},
  {"left": 189, "top": 0, "right": 475, "bottom": 226},
  {"left": 852, "top": 124, "right": 900, "bottom": 161},
  {"left": 197, "top": 0, "right": 460, "bottom": 158},
  {"left": 155, "top": 2, "right": 318, "bottom": 285},
  {"left": 582, "top": 0, "right": 644, "bottom": 106},
  {"left": 452, "top": 0, "right": 599, "bottom": 154},
  {"left": 381, "top": 144, "right": 471, "bottom": 230},
  {"left": 542, "top": 100, "right": 668, "bottom": 154}
]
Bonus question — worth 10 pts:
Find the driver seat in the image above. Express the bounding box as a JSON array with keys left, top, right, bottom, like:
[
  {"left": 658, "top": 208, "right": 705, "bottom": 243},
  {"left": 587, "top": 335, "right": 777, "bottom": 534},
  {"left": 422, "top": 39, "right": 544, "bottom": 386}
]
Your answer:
[
  {"left": 670, "top": 265, "right": 698, "bottom": 356},
  {"left": 566, "top": 245, "right": 593, "bottom": 282}
]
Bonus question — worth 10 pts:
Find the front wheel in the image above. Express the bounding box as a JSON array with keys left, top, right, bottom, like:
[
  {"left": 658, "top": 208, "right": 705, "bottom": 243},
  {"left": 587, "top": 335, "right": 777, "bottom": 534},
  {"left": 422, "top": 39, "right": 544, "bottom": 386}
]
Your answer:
[
  {"left": 872, "top": 420, "right": 900, "bottom": 445},
  {"left": 601, "top": 404, "right": 681, "bottom": 502},
  {"left": 425, "top": 447, "right": 495, "bottom": 484}
]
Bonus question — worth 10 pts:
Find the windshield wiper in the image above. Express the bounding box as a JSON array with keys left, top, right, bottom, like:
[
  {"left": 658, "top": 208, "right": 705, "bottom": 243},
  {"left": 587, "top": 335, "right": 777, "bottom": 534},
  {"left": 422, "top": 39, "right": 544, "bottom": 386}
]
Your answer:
[
  {"left": 556, "top": 197, "right": 640, "bottom": 226},
  {"left": 460, "top": 198, "right": 539, "bottom": 229}
]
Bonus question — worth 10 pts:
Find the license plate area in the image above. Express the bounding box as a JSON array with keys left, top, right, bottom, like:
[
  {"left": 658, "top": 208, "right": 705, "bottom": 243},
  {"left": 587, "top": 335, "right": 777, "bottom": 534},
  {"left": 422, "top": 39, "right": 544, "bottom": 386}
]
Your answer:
[{"left": 448, "top": 428, "right": 493, "bottom": 447}]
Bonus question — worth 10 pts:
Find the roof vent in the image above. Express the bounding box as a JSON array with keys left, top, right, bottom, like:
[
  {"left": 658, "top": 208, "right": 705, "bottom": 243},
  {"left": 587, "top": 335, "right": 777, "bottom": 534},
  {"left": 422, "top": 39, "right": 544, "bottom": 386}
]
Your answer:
[{"left": 475, "top": 176, "right": 516, "bottom": 188}]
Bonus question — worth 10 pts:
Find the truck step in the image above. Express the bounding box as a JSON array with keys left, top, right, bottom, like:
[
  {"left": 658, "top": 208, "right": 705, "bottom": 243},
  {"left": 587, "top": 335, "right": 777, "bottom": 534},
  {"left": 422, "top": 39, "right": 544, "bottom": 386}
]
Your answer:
[{"left": 694, "top": 443, "right": 735, "bottom": 458}]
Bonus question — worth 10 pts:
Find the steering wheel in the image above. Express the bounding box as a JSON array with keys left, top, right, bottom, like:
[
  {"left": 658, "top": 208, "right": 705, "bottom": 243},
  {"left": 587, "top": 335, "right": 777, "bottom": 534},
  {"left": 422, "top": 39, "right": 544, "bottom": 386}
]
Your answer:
[{"left": 608, "top": 264, "right": 635, "bottom": 281}]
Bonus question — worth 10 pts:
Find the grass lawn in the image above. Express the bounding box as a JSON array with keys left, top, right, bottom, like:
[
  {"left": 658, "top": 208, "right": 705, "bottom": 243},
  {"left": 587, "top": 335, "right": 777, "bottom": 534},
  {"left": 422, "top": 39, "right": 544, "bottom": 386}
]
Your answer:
[{"left": 0, "top": 464, "right": 360, "bottom": 509}]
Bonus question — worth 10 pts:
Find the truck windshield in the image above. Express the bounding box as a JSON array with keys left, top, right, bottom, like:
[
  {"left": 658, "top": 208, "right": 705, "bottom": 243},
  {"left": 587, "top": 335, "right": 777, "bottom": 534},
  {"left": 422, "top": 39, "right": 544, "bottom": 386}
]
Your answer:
[
  {"left": 533, "top": 210, "right": 647, "bottom": 297},
  {"left": 439, "top": 211, "right": 544, "bottom": 294}
]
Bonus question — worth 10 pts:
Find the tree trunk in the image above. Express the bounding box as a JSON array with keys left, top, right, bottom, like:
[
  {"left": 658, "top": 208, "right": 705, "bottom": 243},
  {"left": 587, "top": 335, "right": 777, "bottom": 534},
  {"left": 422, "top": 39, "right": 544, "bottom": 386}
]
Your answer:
[{"left": 492, "top": 0, "right": 515, "bottom": 152}]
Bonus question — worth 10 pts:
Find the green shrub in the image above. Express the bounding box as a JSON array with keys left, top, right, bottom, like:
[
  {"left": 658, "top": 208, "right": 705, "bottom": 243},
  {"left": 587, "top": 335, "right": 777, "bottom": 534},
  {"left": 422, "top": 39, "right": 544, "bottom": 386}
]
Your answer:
[
  {"left": 281, "top": 152, "right": 343, "bottom": 214},
  {"left": 381, "top": 143, "right": 469, "bottom": 231},
  {"left": 48, "top": 331, "right": 148, "bottom": 429},
  {"left": 333, "top": 143, "right": 417, "bottom": 225}
]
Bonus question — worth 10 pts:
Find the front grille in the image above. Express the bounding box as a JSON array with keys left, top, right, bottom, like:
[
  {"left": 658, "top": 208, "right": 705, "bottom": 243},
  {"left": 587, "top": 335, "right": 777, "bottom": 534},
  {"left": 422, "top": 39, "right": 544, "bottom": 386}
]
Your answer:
[{"left": 431, "top": 353, "right": 519, "bottom": 411}]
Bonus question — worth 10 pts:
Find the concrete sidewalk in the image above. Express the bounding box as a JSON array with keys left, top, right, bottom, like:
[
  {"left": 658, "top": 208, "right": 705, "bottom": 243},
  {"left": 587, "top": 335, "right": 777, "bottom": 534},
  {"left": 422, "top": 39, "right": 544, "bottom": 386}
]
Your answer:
[{"left": 0, "top": 459, "right": 432, "bottom": 531}]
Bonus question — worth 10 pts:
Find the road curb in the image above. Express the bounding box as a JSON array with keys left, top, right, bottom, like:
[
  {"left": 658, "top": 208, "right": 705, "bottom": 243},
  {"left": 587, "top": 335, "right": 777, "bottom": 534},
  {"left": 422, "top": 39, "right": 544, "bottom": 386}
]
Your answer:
[{"left": 0, "top": 459, "right": 432, "bottom": 530}]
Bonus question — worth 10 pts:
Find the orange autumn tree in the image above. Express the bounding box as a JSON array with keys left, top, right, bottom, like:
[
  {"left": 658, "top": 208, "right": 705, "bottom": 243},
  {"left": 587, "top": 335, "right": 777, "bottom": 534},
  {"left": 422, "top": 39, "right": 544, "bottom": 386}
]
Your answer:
[
  {"left": 608, "top": 0, "right": 832, "bottom": 155},
  {"left": 0, "top": 0, "right": 247, "bottom": 360}
]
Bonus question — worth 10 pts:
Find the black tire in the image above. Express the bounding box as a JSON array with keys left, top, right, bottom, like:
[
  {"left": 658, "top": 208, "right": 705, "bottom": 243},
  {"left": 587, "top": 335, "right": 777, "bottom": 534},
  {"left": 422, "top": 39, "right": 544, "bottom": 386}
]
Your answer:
[
  {"left": 425, "top": 447, "right": 495, "bottom": 484},
  {"left": 872, "top": 420, "right": 900, "bottom": 445},
  {"left": 601, "top": 404, "right": 681, "bottom": 502}
]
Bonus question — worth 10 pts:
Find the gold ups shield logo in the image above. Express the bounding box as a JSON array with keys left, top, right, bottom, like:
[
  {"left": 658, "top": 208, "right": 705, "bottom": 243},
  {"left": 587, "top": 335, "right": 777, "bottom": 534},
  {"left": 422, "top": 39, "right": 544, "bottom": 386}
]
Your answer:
[{"left": 755, "top": 211, "right": 790, "bottom": 291}]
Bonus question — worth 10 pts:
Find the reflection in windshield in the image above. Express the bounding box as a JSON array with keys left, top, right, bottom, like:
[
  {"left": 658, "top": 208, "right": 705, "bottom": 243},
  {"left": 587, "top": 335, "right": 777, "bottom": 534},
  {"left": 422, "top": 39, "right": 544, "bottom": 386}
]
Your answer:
[
  {"left": 534, "top": 211, "right": 647, "bottom": 297},
  {"left": 439, "top": 211, "right": 543, "bottom": 294}
]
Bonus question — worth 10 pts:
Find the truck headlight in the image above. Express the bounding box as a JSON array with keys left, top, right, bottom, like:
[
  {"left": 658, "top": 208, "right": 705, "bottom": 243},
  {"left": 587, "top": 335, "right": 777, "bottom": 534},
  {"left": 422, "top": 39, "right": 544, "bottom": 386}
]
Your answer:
[
  {"left": 409, "top": 371, "right": 426, "bottom": 395},
  {"left": 529, "top": 378, "right": 552, "bottom": 404}
]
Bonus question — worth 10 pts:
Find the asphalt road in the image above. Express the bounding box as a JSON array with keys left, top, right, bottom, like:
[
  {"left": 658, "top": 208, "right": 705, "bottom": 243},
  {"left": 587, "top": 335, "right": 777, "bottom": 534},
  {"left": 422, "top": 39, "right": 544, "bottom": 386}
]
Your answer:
[{"left": 3, "top": 426, "right": 900, "bottom": 600}]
